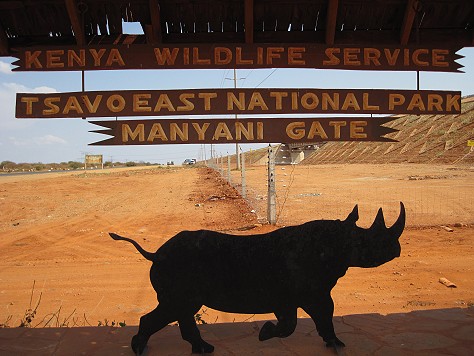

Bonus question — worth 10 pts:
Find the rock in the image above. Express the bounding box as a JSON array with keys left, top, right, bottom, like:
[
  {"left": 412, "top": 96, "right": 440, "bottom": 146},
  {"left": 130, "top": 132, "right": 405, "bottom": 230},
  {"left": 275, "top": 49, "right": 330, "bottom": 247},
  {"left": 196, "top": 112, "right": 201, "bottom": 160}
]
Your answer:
[
  {"left": 439, "top": 277, "right": 457, "bottom": 288},
  {"left": 440, "top": 225, "right": 454, "bottom": 232}
]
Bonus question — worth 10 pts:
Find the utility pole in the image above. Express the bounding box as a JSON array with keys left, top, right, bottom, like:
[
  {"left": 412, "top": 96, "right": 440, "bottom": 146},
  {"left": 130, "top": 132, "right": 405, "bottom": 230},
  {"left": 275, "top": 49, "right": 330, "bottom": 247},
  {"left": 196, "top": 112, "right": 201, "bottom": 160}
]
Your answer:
[
  {"left": 233, "top": 68, "right": 241, "bottom": 170},
  {"left": 267, "top": 145, "right": 276, "bottom": 225}
]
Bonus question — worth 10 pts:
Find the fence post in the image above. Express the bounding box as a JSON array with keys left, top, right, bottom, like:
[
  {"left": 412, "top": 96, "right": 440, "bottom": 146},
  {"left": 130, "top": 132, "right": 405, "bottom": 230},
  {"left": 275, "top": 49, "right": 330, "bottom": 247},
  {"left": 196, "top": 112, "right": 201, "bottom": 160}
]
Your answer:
[
  {"left": 241, "top": 151, "right": 246, "bottom": 198},
  {"left": 267, "top": 145, "right": 276, "bottom": 225},
  {"left": 227, "top": 155, "right": 231, "bottom": 185}
]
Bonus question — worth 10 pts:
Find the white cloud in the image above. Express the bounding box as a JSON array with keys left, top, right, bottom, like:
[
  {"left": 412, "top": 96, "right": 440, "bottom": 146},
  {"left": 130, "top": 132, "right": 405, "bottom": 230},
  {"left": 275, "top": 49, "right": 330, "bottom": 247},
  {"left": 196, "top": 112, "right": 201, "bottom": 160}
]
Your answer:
[
  {"left": 0, "top": 82, "right": 57, "bottom": 129},
  {"left": 8, "top": 134, "right": 67, "bottom": 147},
  {"left": 35, "top": 134, "right": 67, "bottom": 145},
  {"left": 0, "top": 61, "right": 12, "bottom": 75}
]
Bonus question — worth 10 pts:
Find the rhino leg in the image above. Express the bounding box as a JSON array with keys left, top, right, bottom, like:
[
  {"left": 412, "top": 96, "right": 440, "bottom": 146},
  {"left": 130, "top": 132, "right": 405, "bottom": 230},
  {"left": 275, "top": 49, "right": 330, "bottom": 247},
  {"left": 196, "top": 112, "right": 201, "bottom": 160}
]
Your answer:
[
  {"left": 132, "top": 303, "right": 178, "bottom": 355},
  {"left": 178, "top": 315, "right": 214, "bottom": 354},
  {"left": 259, "top": 308, "right": 297, "bottom": 341},
  {"left": 302, "top": 296, "right": 345, "bottom": 348}
]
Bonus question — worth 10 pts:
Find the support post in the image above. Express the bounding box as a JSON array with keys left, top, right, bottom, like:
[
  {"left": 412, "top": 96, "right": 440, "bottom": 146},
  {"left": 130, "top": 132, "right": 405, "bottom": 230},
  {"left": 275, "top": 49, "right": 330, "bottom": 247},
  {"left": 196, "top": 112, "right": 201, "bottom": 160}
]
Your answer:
[
  {"left": 241, "top": 152, "right": 246, "bottom": 198},
  {"left": 227, "top": 155, "right": 231, "bottom": 185},
  {"left": 267, "top": 145, "right": 276, "bottom": 225}
]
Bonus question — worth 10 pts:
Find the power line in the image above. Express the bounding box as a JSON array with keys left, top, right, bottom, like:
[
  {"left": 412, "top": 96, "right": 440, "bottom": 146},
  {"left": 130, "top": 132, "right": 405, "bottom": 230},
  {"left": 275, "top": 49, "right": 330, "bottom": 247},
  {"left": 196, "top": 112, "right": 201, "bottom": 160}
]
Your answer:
[{"left": 255, "top": 69, "right": 278, "bottom": 88}]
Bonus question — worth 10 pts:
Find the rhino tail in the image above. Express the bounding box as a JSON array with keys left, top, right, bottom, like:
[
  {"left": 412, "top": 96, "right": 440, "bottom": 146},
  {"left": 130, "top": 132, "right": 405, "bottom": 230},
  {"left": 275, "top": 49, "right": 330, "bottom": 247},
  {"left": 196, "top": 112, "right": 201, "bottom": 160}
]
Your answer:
[{"left": 109, "top": 233, "right": 155, "bottom": 262}]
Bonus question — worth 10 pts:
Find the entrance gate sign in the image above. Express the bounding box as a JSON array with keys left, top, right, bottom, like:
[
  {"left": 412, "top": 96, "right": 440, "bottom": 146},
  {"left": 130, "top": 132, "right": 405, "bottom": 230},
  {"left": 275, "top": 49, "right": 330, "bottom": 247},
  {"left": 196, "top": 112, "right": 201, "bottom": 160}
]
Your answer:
[
  {"left": 11, "top": 44, "right": 463, "bottom": 72},
  {"left": 89, "top": 117, "right": 398, "bottom": 146},
  {"left": 16, "top": 89, "right": 461, "bottom": 119}
]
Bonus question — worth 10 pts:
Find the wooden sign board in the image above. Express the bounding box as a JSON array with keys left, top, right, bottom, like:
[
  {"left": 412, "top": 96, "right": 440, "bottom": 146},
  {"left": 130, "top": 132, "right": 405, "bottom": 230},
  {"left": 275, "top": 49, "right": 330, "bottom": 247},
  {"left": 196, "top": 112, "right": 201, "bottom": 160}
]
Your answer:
[
  {"left": 16, "top": 89, "right": 461, "bottom": 119},
  {"left": 85, "top": 154, "right": 103, "bottom": 164},
  {"left": 89, "top": 117, "right": 398, "bottom": 146},
  {"left": 11, "top": 44, "right": 463, "bottom": 72}
]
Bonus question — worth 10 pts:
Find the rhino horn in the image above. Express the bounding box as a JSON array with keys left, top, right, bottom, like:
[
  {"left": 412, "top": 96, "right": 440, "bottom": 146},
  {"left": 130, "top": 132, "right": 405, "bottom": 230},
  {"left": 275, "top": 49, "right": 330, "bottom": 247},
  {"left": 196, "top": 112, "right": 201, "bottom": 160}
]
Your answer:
[
  {"left": 344, "top": 204, "right": 359, "bottom": 224},
  {"left": 387, "top": 202, "right": 406, "bottom": 239}
]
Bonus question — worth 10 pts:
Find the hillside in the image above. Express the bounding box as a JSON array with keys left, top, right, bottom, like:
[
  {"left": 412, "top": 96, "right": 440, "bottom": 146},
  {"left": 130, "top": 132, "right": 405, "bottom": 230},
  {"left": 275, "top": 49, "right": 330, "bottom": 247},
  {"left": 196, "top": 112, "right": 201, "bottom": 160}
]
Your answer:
[{"left": 302, "top": 96, "right": 474, "bottom": 165}]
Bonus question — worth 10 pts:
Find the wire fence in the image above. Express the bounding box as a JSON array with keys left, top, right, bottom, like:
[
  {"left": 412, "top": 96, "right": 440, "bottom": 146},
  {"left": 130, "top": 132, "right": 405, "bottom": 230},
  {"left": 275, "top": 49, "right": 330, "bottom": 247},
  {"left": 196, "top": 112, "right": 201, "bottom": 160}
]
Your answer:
[{"left": 207, "top": 159, "right": 474, "bottom": 228}]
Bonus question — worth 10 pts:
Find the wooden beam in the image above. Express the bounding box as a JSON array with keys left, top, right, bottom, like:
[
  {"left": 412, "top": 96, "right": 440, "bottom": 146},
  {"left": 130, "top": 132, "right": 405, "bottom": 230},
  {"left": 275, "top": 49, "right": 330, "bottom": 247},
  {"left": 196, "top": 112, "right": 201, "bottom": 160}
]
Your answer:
[
  {"left": 0, "top": 21, "right": 9, "bottom": 56},
  {"left": 65, "top": 0, "right": 86, "bottom": 46},
  {"left": 325, "top": 0, "right": 338, "bottom": 45},
  {"left": 400, "top": 0, "right": 417, "bottom": 45},
  {"left": 244, "top": 0, "right": 254, "bottom": 44},
  {"left": 148, "top": 0, "right": 162, "bottom": 44}
]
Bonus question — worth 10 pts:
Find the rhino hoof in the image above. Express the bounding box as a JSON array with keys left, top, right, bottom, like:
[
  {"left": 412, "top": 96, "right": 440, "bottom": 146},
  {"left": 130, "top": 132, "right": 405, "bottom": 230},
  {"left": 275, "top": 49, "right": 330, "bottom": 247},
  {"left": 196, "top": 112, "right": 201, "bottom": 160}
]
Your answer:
[
  {"left": 325, "top": 337, "right": 345, "bottom": 348},
  {"left": 131, "top": 334, "right": 148, "bottom": 355},
  {"left": 191, "top": 340, "right": 215, "bottom": 354},
  {"left": 259, "top": 321, "right": 276, "bottom": 341}
]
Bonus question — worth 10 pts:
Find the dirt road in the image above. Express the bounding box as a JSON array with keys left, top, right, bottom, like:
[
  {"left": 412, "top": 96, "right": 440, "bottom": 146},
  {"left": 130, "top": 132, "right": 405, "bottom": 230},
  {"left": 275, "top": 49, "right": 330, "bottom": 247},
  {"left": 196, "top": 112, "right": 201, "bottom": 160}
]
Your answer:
[{"left": 0, "top": 165, "right": 472, "bottom": 328}]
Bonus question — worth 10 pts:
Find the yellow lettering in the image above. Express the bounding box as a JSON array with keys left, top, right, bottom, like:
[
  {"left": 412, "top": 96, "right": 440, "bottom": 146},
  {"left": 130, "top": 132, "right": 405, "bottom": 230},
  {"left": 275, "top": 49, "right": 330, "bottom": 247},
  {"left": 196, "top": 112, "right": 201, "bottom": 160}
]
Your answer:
[
  {"left": 235, "top": 122, "right": 254, "bottom": 140},
  {"left": 389, "top": 94, "right": 405, "bottom": 110},
  {"left": 193, "top": 47, "right": 211, "bottom": 65},
  {"left": 288, "top": 47, "right": 305, "bottom": 65},
  {"left": 154, "top": 94, "right": 176, "bottom": 112},
  {"left": 350, "top": 121, "right": 367, "bottom": 139},
  {"left": 329, "top": 121, "right": 347, "bottom": 139},
  {"left": 81, "top": 95, "right": 102, "bottom": 113},
  {"left": 20, "top": 97, "right": 39, "bottom": 115},
  {"left": 105, "top": 49, "right": 125, "bottom": 66},
  {"left": 89, "top": 49, "right": 107, "bottom": 66},
  {"left": 364, "top": 48, "right": 381, "bottom": 66},
  {"left": 63, "top": 96, "right": 84, "bottom": 114},
  {"left": 133, "top": 94, "right": 152, "bottom": 112},
  {"left": 362, "top": 93, "right": 379, "bottom": 110},
  {"left": 341, "top": 93, "right": 360, "bottom": 110},
  {"left": 25, "top": 51, "right": 42, "bottom": 69},
  {"left": 215, "top": 47, "right": 232, "bottom": 65},
  {"left": 192, "top": 122, "right": 211, "bottom": 140},
  {"left": 43, "top": 97, "right": 60, "bottom": 115},
  {"left": 323, "top": 48, "right": 340, "bottom": 65},
  {"left": 407, "top": 94, "right": 426, "bottom": 111},
  {"left": 198, "top": 93, "right": 217, "bottom": 111},
  {"left": 68, "top": 50, "right": 85, "bottom": 67},
  {"left": 412, "top": 49, "right": 429, "bottom": 66},
  {"left": 170, "top": 123, "right": 189, "bottom": 141},
  {"left": 154, "top": 48, "right": 179, "bottom": 65},
  {"left": 46, "top": 50, "right": 64, "bottom": 68},
  {"left": 446, "top": 94, "right": 460, "bottom": 112},
  {"left": 307, "top": 121, "right": 328, "bottom": 140},
  {"left": 322, "top": 93, "right": 339, "bottom": 110},
  {"left": 266, "top": 47, "right": 284, "bottom": 65},
  {"left": 213, "top": 123, "right": 233, "bottom": 140},
  {"left": 432, "top": 49, "right": 449, "bottom": 67},
  {"left": 107, "top": 94, "right": 126, "bottom": 113},
  {"left": 122, "top": 124, "right": 144, "bottom": 142},
  {"left": 177, "top": 93, "right": 195, "bottom": 111},
  {"left": 227, "top": 92, "right": 245, "bottom": 110},
  {"left": 248, "top": 92, "right": 268, "bottom": 110},
  {"left": 236, "top": 47, "right": 253, "bottom": 65},
  {"left": 301, "top": 93, "right": 319, "bottom": 110},
  {"left": 269, "top": 92, "right": 288, "bottom": 110},
  {"left": 286, "top": 122, "right": 305, "bottom": 139},
  {"left": 147, "top": 123, "right": 168, "bottom": 141},
  {"left": 344, "top": 48, "right": 361, "bottom": 66}
]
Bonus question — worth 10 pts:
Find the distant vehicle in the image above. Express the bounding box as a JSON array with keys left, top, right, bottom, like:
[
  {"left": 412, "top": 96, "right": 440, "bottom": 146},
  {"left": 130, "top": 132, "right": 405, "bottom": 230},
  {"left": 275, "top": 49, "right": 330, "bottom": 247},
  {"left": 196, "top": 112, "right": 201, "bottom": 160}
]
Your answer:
[
  {"left": 167, "top": 161, "right": 174, "bottom": 165},
  {"left": 182, "top": 159, "right": 196, "bottom": 165}
]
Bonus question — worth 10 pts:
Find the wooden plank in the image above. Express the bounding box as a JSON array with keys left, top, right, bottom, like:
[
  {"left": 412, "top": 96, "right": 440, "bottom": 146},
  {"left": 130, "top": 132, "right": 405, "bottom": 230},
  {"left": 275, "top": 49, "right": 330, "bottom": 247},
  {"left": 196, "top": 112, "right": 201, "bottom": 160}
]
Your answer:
[
  {"left": 88, "top": 117, "right": 399, "bottom": 146},
  {"left": 0, "top": 21, "right": 9, "bottom": 56},
  {"left": 148, "top": 0, "right": 162, "bottom": 44},
  {"left": 15, "top": 88, "right": 462, "bottom": 119},
  {"left": 325, "top": 0, "right": 339, "bottom": 45},
  {"left": 400, "top": 0, "right": 417, "bottom": 45},
  {"left": 11, "top": 44, "right": 464, "bottom": 72},
  {"left": 245, "top": 0, "right": 254, "bottom": 44},
  {"left": 65, "top": 0, "right": 86, "bottom": 46}
]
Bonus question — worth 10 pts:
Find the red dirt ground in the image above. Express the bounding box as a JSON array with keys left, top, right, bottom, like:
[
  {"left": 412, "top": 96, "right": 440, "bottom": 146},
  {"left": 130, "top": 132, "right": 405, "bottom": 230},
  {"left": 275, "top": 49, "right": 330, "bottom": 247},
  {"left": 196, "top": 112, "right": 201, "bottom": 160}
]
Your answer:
[{"left": 0, "top": 165, "right": 472, "bottom": 328}]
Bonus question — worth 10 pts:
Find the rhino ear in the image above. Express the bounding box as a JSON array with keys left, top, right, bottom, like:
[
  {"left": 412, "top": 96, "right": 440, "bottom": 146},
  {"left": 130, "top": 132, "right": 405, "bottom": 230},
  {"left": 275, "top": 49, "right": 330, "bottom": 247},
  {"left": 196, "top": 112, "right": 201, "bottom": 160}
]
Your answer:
[{"left": 344, "top": 204, "right": 359, "bottom": 224}]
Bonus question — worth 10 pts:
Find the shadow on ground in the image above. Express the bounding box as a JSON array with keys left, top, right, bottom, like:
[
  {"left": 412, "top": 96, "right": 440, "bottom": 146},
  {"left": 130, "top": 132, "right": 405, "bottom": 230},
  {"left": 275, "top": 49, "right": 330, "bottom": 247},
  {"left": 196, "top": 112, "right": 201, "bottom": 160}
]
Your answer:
[{"left": 0, "top": 307, "right": 472, "bottom": 355}]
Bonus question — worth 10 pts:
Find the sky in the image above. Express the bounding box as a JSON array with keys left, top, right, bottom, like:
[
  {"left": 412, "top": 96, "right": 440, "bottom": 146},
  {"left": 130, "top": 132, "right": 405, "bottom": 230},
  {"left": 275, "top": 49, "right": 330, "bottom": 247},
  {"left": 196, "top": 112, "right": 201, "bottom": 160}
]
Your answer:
[{"left": 0, "top": 28, "right": 473, "bottom": 164}]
